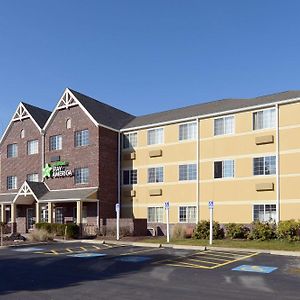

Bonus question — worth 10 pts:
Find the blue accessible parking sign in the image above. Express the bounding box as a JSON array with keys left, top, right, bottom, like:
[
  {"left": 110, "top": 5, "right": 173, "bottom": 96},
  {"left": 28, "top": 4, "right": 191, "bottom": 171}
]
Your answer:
[
  {"left": 117, "top": 256, "right": 151, "bottom": 263},
  {"left": 232, "top": 265, "right": 278, "bottom": 274}
]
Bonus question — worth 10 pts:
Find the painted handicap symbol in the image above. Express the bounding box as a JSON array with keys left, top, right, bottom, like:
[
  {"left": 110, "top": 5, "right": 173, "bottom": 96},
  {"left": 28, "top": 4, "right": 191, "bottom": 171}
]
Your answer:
[
  {"left": 232, "top": 264, "right": 277, "bottom": 273},
  {"left": 68, "top": 253, "right": 107, "bottom": 258},
  {"left": 117, "top": 256, "right": 151, "bottom": 263},
  {"left": 14, "top": 247, "right": 44, "bottom": 252}
]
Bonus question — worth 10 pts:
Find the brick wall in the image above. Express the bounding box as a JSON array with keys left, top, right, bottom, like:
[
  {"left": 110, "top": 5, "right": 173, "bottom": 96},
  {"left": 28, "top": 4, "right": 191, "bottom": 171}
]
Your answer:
[
  {"left": 0, "top": 118, "right": 42, "bottom": 192},
  {"left": 45, "top": 105, "right": 99, "bottom": 190}
]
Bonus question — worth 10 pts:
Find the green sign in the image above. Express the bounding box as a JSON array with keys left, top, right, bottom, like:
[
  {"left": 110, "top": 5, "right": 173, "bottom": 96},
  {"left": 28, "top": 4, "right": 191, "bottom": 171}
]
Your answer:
[{"left": 42, "top": 161, "right": 73, "bottom": 179}]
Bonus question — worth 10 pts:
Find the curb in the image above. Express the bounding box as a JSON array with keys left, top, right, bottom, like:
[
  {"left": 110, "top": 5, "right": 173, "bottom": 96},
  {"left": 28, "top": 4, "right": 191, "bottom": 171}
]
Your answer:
[
  {"left": 0, "top": 241, "right": 52, "bottom": 249},
  {"left": 79, "top": 239, "right": 300, "bottom": 257}
]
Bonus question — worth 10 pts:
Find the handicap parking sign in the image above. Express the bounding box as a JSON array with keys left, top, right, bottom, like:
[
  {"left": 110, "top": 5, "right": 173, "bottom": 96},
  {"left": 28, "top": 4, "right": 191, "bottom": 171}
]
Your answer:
[
  {"left": 117, "top": 256, "right": 151, "bottom": 263},
  {"left": 208, "top": 201, "right": 214, "bottom": 209},
  {"left": 68, "top": 253, "right": 107, "bottom": 258}
]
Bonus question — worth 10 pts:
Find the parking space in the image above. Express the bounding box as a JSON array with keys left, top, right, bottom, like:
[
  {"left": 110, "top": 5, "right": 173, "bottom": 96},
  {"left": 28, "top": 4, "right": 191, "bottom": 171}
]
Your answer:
[
  {"left": 153, "top": 249, "right": 259, "bottom": 269},
  {"left": 1, "top": 242, "right": 299, "bottom": 300}
]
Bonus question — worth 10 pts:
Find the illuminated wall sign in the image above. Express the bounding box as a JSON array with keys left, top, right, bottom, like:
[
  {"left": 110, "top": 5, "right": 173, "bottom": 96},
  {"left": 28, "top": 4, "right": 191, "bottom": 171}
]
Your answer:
[{"left": 43, "top": 161, "right": 73, "bottom": 179}]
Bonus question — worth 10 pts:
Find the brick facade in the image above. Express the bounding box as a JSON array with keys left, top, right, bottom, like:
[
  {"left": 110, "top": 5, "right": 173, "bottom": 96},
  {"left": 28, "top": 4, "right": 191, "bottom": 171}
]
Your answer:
[{"left": 0, "top": 118, "right": 42, "bottom": 192}]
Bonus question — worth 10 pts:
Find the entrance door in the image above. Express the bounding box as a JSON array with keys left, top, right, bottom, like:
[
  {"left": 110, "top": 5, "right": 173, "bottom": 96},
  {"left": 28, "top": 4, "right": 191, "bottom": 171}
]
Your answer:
[{"left": 26, "top": 208, "right": 35, "bottom": 231}]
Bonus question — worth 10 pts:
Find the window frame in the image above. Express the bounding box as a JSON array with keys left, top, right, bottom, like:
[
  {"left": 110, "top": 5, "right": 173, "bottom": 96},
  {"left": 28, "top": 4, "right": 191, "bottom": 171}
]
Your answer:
[
  {"left": 147, "top": 127, "right": 164, "bottom": 145},
  {"left": 178, "top": 206, "right": 197, "bottom": 223},
  {"left": 214, "top": 160, "right": 235, "bottom": 179},
  {"left": 253, "top": 108, "right": 276, "bottom": 131},
  {"left": 75, "top": 129, "right": 89, "bottom": 147},
  {"left": 179, "top": 122, "right": 197, "bottom": 141},
  {"left": 27, "top": 139, "right": 39, "bottom": 155},
  {"left": 123, "top": 169, "right": 138, "bottom": 185},
  {"left": 253, "top": 155, "right": 276, "bottom": 176},
  {"left": 123, "top": 132, "right": 138, "bottom": 149},
  {"left": 49, "top": 135, "right": 62, "bottom": 151},
  {"left": 7, "top": 143, "right": 18, "bottom": 158},
  {"left": 147, "top": 206, "right": 164, "bottom": 223},
  {"left": 147, "top": 166, "right": 164, "bottom": 183},
  {"left": 27, "top": 173, "right": 39, "bottom": 182},
  {"left": 179, "top": 163, "right": 197, "bottom": 181},
  {"left": 74, "top": 167, "right": 89, "bottom": 184},
  {"left": 214, "top": 115, "right": 235, "bottom": 136},
  {"left": 7, "top": 176, "right": 17, "bottom": 190},
  {"left": 253, "top": 204, "right": 277, "bottom": 222}
]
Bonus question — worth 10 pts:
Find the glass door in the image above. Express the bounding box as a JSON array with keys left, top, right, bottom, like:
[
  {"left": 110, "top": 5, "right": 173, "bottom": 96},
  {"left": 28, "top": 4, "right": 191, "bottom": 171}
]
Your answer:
[{"left": 26, "top": 208, "right": 35, "bottom": 231}]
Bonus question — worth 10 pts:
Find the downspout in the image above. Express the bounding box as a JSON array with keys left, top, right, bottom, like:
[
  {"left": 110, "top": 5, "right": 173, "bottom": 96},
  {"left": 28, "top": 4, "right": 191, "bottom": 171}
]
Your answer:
[
  {"left": 117, "top": 132, "right": 121, "bottom": 215},
  {"left": 41, "top": 130, "right": 45, "bottom": 180},
  {"left": 276, "top": 104, "right": 280, "bottom": 224},
  {"left": 196, "top": 117, "right": 200, "bottom": 224}
]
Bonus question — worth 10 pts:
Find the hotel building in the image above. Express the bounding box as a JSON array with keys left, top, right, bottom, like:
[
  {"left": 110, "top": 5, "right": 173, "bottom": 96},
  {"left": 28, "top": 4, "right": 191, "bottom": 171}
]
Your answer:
[{"left": 1, "top": 88, "right": 300, "bottom": 234}]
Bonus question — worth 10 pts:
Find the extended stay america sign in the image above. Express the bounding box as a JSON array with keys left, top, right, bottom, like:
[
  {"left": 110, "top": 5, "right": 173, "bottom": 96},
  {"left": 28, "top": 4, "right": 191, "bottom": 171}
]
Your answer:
[{"left": 42, "top": 161, "right": 73, "bottom": 179}]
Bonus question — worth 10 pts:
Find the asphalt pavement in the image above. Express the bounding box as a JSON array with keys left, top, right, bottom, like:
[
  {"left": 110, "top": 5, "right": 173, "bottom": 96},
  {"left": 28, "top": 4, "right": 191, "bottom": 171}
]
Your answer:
[{"left": 0, "top": 242, "right": 299, "bottom": 300}]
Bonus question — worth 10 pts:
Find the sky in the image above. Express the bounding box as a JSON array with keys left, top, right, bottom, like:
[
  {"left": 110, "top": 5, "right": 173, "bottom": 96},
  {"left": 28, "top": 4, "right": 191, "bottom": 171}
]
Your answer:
[{"left": 1, "top": 0, "right": 300, "bottom": 134}]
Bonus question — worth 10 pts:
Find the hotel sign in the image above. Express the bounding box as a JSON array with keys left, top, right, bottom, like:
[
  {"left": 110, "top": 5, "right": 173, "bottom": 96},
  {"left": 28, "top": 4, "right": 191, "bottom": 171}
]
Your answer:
[{"left": 43, "top": 161, "right": 73, "bottom": 179}]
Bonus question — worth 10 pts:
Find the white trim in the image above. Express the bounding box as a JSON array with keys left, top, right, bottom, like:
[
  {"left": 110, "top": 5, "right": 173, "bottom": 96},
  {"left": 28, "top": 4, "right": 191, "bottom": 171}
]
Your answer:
[
  {"left": 39, "top": 198, "right": 99, "bottom": 203},
  {"left": 0, "top": 102, "right": 43, "bottom": 145},
  {"left": 43, "top": 88, "right": 119, "bottom": 133},
  {"left": 252, "top": 203, "right": 277, "bottom": 222},
  {"left": 213, "top": 114, "right": 235, "bottom": 136},
  {"left": 13, "top": 181, "right": 40, "bottom": 203},
  {"left": 276, "top": 104, "right": 280, "bottom": 223},
  {"left": 121, "top": 96, "right": 300, "bottom": 132},
  {"left": 47, "top": 186, "right": 98, "bottom": 192}
]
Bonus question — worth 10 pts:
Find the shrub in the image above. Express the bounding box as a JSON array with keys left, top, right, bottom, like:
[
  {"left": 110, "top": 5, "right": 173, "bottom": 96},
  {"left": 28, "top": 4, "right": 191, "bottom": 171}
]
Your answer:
[
  {"left": 225, "top": 223, "right": 250, "bottom": 239},
  {"left": 172, "top": 224, "right": 187, "bottom": 239},
  {"left": 249, "top": 222, "right": 276, "bottom": 241},
  {"left": 29, "top": 229, "right": 54, "bottom": 242},
  {"left": 193, "top": 220, "right": 224, "bottom": 240},
  {"left": 35, "top": 223, "right": 79, "bottom": 239},
  {"left": 277, "top": 220, "right": 300, "bottom": 241}
]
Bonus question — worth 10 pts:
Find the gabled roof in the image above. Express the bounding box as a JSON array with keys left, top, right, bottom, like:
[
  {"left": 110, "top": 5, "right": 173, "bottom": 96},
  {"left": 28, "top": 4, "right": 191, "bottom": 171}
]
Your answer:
[
  {"left": 122, "top": 90, "right": 300, "bottom": 130},
  {"left": 44, "top": 88, "right": 135, "bottom": 132},
  {"left": 0, "top": 102, "right": 51, "bottom": 145},
  {"left": 22, "top": 103, "right": 52, "bottom": 128},
  {"left": 26, "top": 181, "right": 49, "bottom": 199},
  {"left": 69, "top": 89, "right": 135, "bottom": 130}
]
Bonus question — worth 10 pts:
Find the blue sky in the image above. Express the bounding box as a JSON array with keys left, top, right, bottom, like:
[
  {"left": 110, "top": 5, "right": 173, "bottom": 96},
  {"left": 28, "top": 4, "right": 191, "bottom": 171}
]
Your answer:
[{"left": 1, "top": 1, "right": 300, "bottom": 134}]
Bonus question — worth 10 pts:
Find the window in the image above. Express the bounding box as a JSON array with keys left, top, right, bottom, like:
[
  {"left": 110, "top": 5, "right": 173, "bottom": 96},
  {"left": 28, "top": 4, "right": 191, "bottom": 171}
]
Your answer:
[
  {"left": 179, "top": 164, "right": 197, "bottom": 181},
  {"left": 147, "top": 207, "right": 163, "bottom": 223},
  {"left": 49, "top": 135, "right": 62, "bottom": 151},
  {"left": 74, "top": 168, "right": 89, "bottom": 184},
  {"left": 41, "top": 207, "right": 48, "bottom": 223},
  {"left": 7, "top": 144, "right": 18, "bottom": 158},
  {"left": 179, "top": 206, "right": 196, "bottom": 223},
  {"left": 214, "top": 160, "right": 234, "bottom": 178},
  {"left": 123, "top": 170, "right": 137, "bottom": 185},
  {"left": 179, "top": 122, "right": 197, "bottom": 140},
  {"left": 27, "top": 173, "right": 39, "bottom": 182},
  {"left": 147, "top": 128, "right": 164, "bottom": 145},
  {"left": 253, "top": 156, "right": 276, "bottom": 175},
  {"left": 148, "top": 167, "right": 164, "bottom": 183},
  {"left": 27, "top": 140, "right": 39, "bottom": 155},
  {"left": 214, "top": 116, "right": 234, "bottom": 136},
  {"left": 20, "top": 129, "right": 25, "bottom": 139},
  {"left": 7, "top": 176, "right": 17, "bottom": 190},
  {"left": 66, "top": 119, "right": 72, "bottom": 129},
  {"left": 55, "top": 207, "right": 64, "bottom": 224},
  {"left": 253, "top": 108, "right": 275, "bottom": 130},
  {"left": 123, "top": 132, "right": 137, "bottom": 149},
  {"left": 253, "top": 204, "right": 276, "bottom": 222},
  {"left": 75, "top": 129, "right": 89, "bottom": 147}
]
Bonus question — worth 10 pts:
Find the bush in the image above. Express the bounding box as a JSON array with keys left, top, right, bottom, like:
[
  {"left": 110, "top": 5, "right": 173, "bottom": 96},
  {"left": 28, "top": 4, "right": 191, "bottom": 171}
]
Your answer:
[
  {"left": 249, "top": 222, "right": 276, "bottom": 241},
  {"left": 35, "top": 223, "right": 79, "bottom": 239},
  {"left": 29, "top": 229, "right": 54, "bottom": 242},
  {"left": 172, "top": 224, "right": 187, "bottom": 239},
  {"left": 193, "top": 220, "right": 224, "bottom": 240},
  {"left": 225, "top": 223, "right": 250, "bottom": 239},
  {"left": 277, "top": 220, "right": 300, "bottom": 241}
]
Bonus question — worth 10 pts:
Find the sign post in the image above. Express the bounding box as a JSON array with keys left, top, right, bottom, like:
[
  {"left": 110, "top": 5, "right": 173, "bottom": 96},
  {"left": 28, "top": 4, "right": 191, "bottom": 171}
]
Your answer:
[
  {"left": 164, "top": 201, "right": 170, "bottom": 243},
  {"left": 208, "top": 201, "right": 214, "bottom": 245},
  {"left": 115, "top": 203, "right": 120, "bottom": 241}
]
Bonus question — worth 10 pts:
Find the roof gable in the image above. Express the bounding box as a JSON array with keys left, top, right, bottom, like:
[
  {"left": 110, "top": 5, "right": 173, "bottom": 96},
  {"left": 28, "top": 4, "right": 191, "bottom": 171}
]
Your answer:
[
  {"left": 44, "top": 88, "right": 135, "bottom": 132},
  {"left": 0, "top": 102, "right": 51, "bottom": 145}
]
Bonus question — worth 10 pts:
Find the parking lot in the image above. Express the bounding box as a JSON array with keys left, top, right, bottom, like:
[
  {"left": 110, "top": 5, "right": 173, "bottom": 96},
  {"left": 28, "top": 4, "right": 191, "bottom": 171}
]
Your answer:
[{"left": 0, "top": 242, "right": 299, "bottom": 299}]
